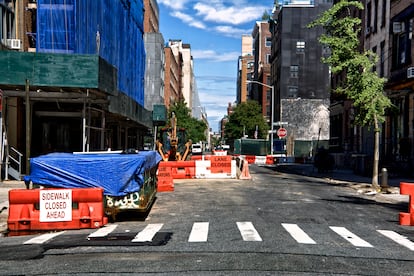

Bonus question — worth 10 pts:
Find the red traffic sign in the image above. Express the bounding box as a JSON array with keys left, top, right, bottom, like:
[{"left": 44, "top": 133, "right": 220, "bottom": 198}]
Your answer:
[{"left": 277, "top": 127, "right": 287, "bottom": 138}]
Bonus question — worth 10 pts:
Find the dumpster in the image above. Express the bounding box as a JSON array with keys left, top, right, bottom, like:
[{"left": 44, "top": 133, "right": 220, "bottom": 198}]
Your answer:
[{"left": 24, "top": 151, "right": 162, "bottom": 220}]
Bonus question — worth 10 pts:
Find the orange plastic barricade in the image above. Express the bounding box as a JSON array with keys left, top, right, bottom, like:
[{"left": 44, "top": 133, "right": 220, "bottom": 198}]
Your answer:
[
  {"left": 210, "top": 156, "right": 232, "bottom": 174},
  {"left": 157, "top": 164, "right": 174, "bottom": 192},
  {"left": 8, "top": 188, "right": 107, "bottom": 231},
  {"left": 399, "top": 182, "right": 414, "bottom": 226},
  {"left": 266, "top": 155, "right": 276, "bottom": 165},
  {"left": 169, "top": 160, "right": 196, "bottom": 179},
  {"left": 245, "top": 155, "right": 256, "bottom": 165}
]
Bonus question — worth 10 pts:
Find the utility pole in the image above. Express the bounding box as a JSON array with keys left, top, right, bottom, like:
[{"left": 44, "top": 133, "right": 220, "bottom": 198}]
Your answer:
[
  {"left": 25, "top": 79, "right": 31, "bottom": 175},
  {"left": 246, "top": 80, "right": 275, "bottom": 155}
]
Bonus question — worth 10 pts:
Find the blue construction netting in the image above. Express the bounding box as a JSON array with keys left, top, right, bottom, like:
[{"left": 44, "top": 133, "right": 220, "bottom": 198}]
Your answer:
[{"left": 36, "top": 0, "right": 145, "bottom": 106}]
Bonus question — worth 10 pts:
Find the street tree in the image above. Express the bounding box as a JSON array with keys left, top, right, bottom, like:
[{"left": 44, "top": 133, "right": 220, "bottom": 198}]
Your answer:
[
  {"left": 224, "top": 100, "right": 269, "bottom": 146},
  {"left": 308, "top": 0, "right": 393, "bottom": 190},
  {"left": 168, "top": 99, "right": 208, "bottom": 143}
]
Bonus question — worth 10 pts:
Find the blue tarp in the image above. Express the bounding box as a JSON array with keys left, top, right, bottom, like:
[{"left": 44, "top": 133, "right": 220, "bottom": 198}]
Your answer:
[
  {"left": 36, "top": 0, "right": 146, "bottom": 106},
  {"left": 24, "top": 151, "right": 162, "bottom": 197}
]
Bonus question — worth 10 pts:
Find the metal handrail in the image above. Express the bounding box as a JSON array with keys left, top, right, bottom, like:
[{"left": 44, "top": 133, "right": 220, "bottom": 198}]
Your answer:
[{"left": 5, "top": 146, "right": 23, "bottom": 180}]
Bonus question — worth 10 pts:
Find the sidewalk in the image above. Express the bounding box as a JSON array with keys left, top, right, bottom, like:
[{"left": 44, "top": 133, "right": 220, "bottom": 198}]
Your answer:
[
  {"left": 0, "top": 180, "right": 26, "bottom": 234},
  {"left": 273, "top": 163, "right": 413, "bottom": 204}
]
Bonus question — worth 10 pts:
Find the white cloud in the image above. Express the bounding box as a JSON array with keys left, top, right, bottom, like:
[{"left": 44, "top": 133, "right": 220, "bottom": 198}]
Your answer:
[
  {"left": 171, "top": 11, "right": 207, "bottom": 29},
  {"left": 192, "top": 49, "right": 240, "bottom": 62},
  {"left": 160, "top": 1, "right": 270, "bottom": 32},
  {"left": 199, "top": 91, "right": 234, "bottom": 130},
  {"left": 157, "top": 0, "right": 189, "bottom": 10},
  {"left": 214, "top": 25, "right": 251, "bottom": 38},
  {"left": 194, "top": 3, "right": 268, "bottom": 25}
]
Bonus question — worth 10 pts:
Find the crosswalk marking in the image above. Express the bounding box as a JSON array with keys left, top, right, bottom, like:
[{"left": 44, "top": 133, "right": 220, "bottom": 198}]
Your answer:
[
  {"left": 237, "top": 221, "right": 262, "bottom": 241},
  {"left": 132, "top": 223, "right": 163, "bottom": 242},
  {"left": 87, "top": 224, "right": 118, "bottom": 239},
  {"left": 330, "top": 226, "right": 373, "bottom": 247},
  {"left": 282, "top": 223, "right": 316, "bottom": 244},
  {"left": 188, "top": 222, "right": 209, "bottom": 242},
  {"left": 24, "top": 231, "right": 66, "bottom": 244},
  {"left": 377, "top": 230, "right": 414, "bottom": 251},
  {"left": 16, "top": 222, "right": 414, "bottom": 252}
]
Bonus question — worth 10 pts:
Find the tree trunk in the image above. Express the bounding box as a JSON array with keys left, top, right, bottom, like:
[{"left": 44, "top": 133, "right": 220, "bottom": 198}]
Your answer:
[{"left": 371, "top": 115, "right": 380, "bottom": 191}]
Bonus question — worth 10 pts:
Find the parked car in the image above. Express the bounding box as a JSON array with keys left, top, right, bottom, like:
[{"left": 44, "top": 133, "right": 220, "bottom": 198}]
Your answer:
[{"left": 192, "top": 143, "right": 202, "bottom": 155}]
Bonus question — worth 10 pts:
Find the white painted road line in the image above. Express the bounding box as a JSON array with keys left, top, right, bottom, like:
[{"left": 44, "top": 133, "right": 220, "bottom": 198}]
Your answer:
[
  {"left": 87, "top": 224, "right": 118, "bottom": 239},
  {"left": 188, "top": 222, "right": 209, "bottom": 242},
  {"left": 132, "top": 223, "right": 163, "bottom": 242},
  {"left": 377, "top": 230, "right": 414, "bottom": 251},
  {"left": 330, "top": 226, "right": 373, "bottom": 247},
  {"left": 237, "top": 221, "right": 262, "bottom": 241},
  {"left": 24, "top": 231, "right": 66, "bottom": 244},
  {"left": 282, "top": 223, "right": 317, "bottom": 244}
]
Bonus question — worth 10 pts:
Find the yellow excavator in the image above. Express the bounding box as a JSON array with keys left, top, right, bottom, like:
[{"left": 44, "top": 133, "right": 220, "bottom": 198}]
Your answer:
[{"left": 156, "top": 112, "right": 192, "bottom": 161}]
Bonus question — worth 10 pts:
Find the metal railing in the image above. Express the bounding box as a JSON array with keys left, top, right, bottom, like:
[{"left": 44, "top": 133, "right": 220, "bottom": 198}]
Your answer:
[{"left": 6, "top": 146, "right": 23, "bottom": 180}]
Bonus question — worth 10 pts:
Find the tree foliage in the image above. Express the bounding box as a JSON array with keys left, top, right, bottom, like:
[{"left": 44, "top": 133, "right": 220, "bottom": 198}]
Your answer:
[
  {"left": 262, "top": 10, "right": 271, "bottom": 21},
  {"left": 308, "top": 0, "right": 393, "bottom": 188},
  {"left": 224, "top": 100, "right": 269, "bottom": 145},
  {"left": 167, "top": 99, "right": 208, "bottom": 143}
]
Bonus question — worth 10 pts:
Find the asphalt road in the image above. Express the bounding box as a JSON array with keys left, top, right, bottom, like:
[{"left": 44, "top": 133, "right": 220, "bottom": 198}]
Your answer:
[{"left": 0, "top": 164, "right": 413, "bottom": 275}]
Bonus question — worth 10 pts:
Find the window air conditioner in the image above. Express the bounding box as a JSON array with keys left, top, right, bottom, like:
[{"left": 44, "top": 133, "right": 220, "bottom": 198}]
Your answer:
[
  {"left": 393, "top": 22, "right": 405, "bottom": 33},
  {"left": 6, "top": 39, "right": 21, "bottom": 50},
  {"left": 407, "top": 67, "right": 414, "bottom": 78}
]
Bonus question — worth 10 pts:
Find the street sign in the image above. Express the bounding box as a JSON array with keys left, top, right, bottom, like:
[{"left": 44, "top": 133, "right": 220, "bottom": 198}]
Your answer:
[
  {"left": 277, "top": 127, "right": 287, "bottom": 138},
  {"left": 39, "top": 189, "right": 72, "bottom": 222}
]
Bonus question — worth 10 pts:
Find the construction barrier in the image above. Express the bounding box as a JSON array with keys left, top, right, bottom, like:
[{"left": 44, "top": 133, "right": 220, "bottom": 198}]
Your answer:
[
  {"left": 195, "top": 156, "right": 237, "bottom": 179},
  {"left": 170, "top": 160, "right": 196, "bottom": 179},
  {"left": 8, "top": 187, "right": 107, "bottom": 231},
  {"left": 157, "top": 163, "right": 174, "bottom": 192},
  {"left": 266, "top": 155, "right": 276, "bottom": 165},
  {"left": 156, "top": 156, "right": 238, "bottom": 184},
  {"left": 399, "top": 182, "right": 414, "bottom": 226},
  {"left": 234, "top": 155, "right": 279, "bottom": 166}
]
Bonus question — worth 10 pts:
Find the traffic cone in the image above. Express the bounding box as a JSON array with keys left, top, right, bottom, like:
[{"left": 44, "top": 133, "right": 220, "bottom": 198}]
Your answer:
[{"left": 239, "top": 160, "right": 252, "bottom": 180}]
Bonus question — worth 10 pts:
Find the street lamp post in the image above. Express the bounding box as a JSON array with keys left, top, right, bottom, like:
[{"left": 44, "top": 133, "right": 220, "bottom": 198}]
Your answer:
[{"left": 246, "top": 80, "right": 275, "bottom": 155}]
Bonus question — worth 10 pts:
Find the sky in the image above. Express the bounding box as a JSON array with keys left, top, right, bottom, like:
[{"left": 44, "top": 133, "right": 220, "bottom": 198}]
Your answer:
[{"left": 157, "top": 0, "right": 275, "bottom": 132}]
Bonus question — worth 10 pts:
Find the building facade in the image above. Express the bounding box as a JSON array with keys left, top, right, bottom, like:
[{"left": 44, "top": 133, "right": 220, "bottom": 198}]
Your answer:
[
  {"left": 384, "top": 1, "right": 414, "bottom": 175},
  {"left": 237, "top": 35, "right": 254, "bottom": 104},
  {"left": 270, "top": 0, "right": 332, "bottom": 158},
  {"left": 144, "top": 0, "right": 165, "bottom": 112},
  {"left": 250, "top": 21, "right": 272, "bottom": 121},
  {"left": 163, "top": 44, "right": 183, "bottom": 108},
  {"left": 0, "top": 0, "right": 151, "bottom": 178}
]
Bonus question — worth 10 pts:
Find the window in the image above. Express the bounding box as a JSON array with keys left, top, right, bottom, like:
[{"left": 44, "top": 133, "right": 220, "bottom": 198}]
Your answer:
[
  {"left": 380, "top": 41, "right": 385, "bottom": 77},
  {"left": 288, "top": 86, "right": 298, "bottom": 98},
  {"left": 1, "top": 4, "right": 15, "bottom": 42},
  {"left": 372, "top": 46, "right": 377, "bottom": 72},
  {"left": 374, "top": 0, "right": 378, "bottom": 33},
  {"left": 366, "top": 2, "right": 372, "bottom": 35},
  {"left": 393, "top": 31, "right": 408, "bottom": 67},
  {"left": 381, "top": 0, "right": 386, "bottom": 28},
  {"left": 266, "top": 37, "right": 271, "bottom": 47},
  {"left": 296, "top": 41, "right": 305, "bottom": 53},
  {"left": 290, "top": 65, "right": 299, "bottom": 78}
]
